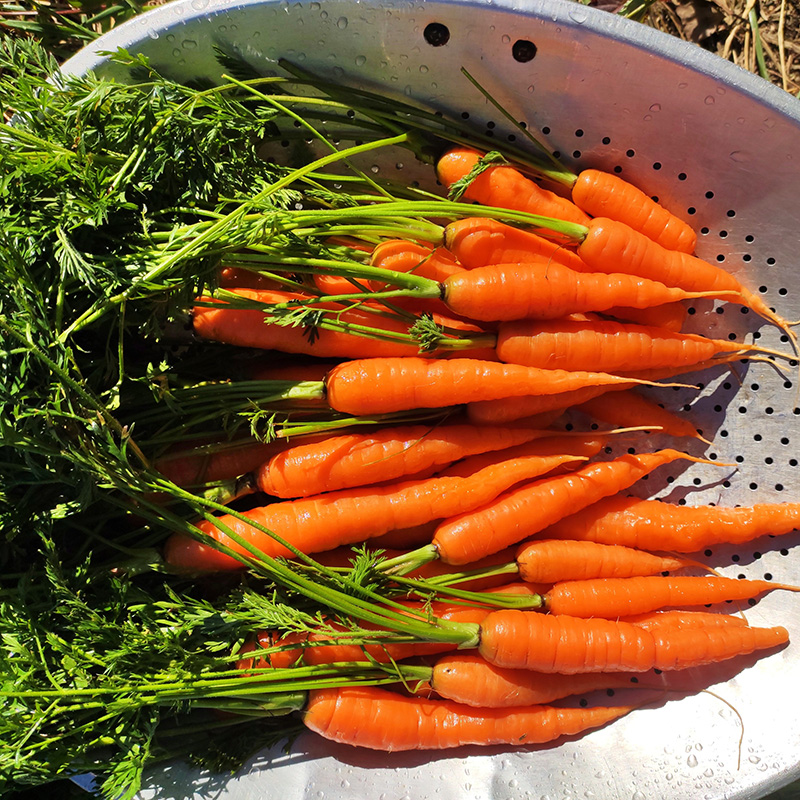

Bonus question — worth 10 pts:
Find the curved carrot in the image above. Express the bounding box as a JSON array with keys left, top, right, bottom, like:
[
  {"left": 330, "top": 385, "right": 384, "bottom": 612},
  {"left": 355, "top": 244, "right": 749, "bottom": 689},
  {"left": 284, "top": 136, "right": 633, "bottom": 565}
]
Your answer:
[
  {"left": 428, "top": 652, "right": 650, "bottom": 707},
  {"left": 574, "top": 389, "right": 704, "bottom": 441},
  {"left": 541, "top": 496, "right": 800, "bottom": 553},
  {"left": 324, "top": 357, "right": 685, "bottom": 416},
  {"left": 494, "top": 317, "right": 785, "bottom": 373},
  {"left": 163, "top": 448, "right": 583, "bottom": 571},
  {"left": 256, "top": 422, "right": 568, "bottom": 498},
  {"left": 436, "top": 147, "right": 591, "bottom": 227},
  {"left": 443, "top": 217, "right": 587, "bottom": 272},
  {"left": 571, "top": 169, "right": 697, "bottom": 253},
  {"left": 432, "top": 449, "right": 711, "bottom": 565},
  {"left": 304, "top": 685, "right": 632, "bottom": 750},
  {"left": 370, "top": 239, "right": 464, "bottom": 284},
  {"left": 441, "top": 261, "right": 718, "bottom": 322},
  {"left": 544, "top": 575, "right": 799, "bottom": 618},
  {"left": 577, "top": 217, "right": 792, "bottom": 334},
  {"left": 478, "top": 610, "right": 788, "bottom": 673},
  {"left": 514, "top": 539, "right": 689, "bottom": 584}
]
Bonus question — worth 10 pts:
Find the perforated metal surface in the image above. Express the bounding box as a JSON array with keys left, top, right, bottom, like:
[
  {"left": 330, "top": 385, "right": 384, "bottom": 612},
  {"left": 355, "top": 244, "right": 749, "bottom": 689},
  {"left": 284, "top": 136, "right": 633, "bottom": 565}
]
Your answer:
[{"left": 62, "top": 2, "right": 800, "bottom": 798}]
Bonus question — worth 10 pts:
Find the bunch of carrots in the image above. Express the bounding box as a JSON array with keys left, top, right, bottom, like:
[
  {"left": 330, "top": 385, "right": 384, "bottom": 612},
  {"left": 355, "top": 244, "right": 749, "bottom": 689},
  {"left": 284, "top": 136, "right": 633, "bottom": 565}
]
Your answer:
[{"left": 138, "top": 142, "right": 800, "bottom": 755}]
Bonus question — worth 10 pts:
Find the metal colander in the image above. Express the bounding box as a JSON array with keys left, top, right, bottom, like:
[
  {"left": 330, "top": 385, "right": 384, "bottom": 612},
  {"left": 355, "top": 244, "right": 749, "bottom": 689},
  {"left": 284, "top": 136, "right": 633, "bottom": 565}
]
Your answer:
[{"left": 62, "top": 2, "right": 800, "bottom": 798}]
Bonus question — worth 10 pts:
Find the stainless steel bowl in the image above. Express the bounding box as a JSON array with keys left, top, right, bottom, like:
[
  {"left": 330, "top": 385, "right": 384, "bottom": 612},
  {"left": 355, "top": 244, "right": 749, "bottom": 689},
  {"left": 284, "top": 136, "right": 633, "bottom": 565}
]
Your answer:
[{"left": 63, "top": 2, "right": 800, "bottom": 797}]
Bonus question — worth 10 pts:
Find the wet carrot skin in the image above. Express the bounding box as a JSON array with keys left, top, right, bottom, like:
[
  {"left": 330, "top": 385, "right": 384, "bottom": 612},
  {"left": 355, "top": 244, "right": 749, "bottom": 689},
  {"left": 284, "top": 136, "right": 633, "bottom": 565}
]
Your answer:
[
  {"left": 304, "top": 685, "right": 632, "bottom": 750},
  {"left": 478, "top": 610, "right": 789, "bottom": 673}
]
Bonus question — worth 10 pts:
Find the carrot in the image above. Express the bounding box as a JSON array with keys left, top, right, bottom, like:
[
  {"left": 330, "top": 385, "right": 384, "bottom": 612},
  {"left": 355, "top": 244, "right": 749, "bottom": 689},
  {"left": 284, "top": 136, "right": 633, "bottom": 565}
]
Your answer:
[
  {"left": 620, "top": 610, "right": 750, "bottom": 630},
  {"left": 513, "top": 539, "right": 689, "bottom": 584},
  {"left": 247, "top": 359, "right": 343, "bottom": 383},
  {"left": 443, "top": 217, "right": 588, "bottom": 272},
  {"left": 477, "top": 610, "right": 788, "bottom": 673},
  {"left": 436, "top": 147, "right": 592, "bottom": 227},
  {"left": 154, "top": 436, "right": 288, "bottom": 488},
  {"left": 427, "top": 652, "right": 652, "bottom": 707},
  {"left": 571, "top": 169, "right": 697, "bottom": 253},
  {"left": 494, "top": 317, "right": 787, "bottom": 373},
  {"left": 431, "top": 449, "right": 715, "bottom": 565},
  {"left": 441, "top": 261, "right": 722, "bottom": 322},
  {"left": 541, "top": 495, "right": 800, "bottom": 553},
  {"left": 255, "top": 422, "right": 573, "bottom": 498},
  {"left": 544, "top": 575, "right": 799, "bottom": 618},
  {"left": 303, "top": 685, "right": 633, "bottom": 750},
  {"left": 573, "top": 389, "right": 705, "bottom": 441},
  {"left": 218, "top": 266, "right": 284, "bottom": 291},
  {"left": 370, "top": 239, "right": 464, "bottom": 283},
  {"left": 599, "top": 302, "right": 688, "bottom": 333},
  {"left": 577, "top": 217, "right": 793, "bottom": 335},
  {"left": 323, "top": 357, "right": 689, "bottom": 416},
  {"left": 163, "top": 447, "right": 584, "bottom": 571}
]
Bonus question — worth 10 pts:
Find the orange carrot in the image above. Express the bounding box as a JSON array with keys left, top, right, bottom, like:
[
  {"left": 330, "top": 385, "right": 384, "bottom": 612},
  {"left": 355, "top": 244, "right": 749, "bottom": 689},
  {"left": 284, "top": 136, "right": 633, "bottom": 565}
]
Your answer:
[
  {"left": 541, "top": 495, "right": 800, "bottom": 553},
  {"left": 620, "top": 610, "right": 750, "bottom": 630},
  {"left": 255, "top": 422, "right": 570, "bottom": 498},
  {"left": 323, "top": 357, "right": 687, "bottom": 416},
  {"left": 494, "top": 317, "right": 783, "bottom": 373},
  {"left": 432, "top": 449, "right": 711, "bottom": 565},
  {"left": 163, "top": 448, "right": 584, "bottom": 571},
  {"left": 370, "top": 239, "right": 464, "bottom": 283},
  {"left": 514, "top": 539, "right": 689, "bottom": 584},
  {"left": 477, "top": 610, "right": 788, "bottom": 673},
  {"left": 427, "top": 652, "right": 651, "bottom": 707},
  {"left": 573, "top": 389, "right": 703, "bottom": 441},
  {"left": 218, "top": 266, "right": 284, "bottom": 291},
  {"left": 544, "top": 575, "right": 799, "bottom": 618},
  {"left": 599, "top": 302, "right": 688, "bottom": 333},
  {"left": 303, "top": 685, "right": 632, "bottom": 750},
  {"left": 436, "top": 147, "right": 591, "bottom": 227},
  {"left": 571, "top": 169, "right": 697, "bottom": 253},
  {"left": 577, "top": 217, "right": 791, "bottom": 333},
  {"left": 443, "top": 217, "right": 587, "bottom": 272},
  {"left": 441, "top": 261, "right": 719, "bottom": 322}
]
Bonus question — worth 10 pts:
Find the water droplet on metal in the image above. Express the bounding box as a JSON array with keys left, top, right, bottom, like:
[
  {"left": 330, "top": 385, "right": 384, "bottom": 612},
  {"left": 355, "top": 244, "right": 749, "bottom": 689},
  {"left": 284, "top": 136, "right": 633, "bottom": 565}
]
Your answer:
[
  {"left": 569, "top": 8, "right": 588, "bottom": 22},
  {"left": 355, "top": 55, "right": 366, "bottom": 66},
  {"left": 320, "top": 9, "right": 328, "bottom": 18},
  {"left": 687, "top": 754, "right": 699, "bottom": 767},
  {"left": 643, "top": 114, "right": 653, "bottom": 122},
  {"left": 337, "top": 16, "right": 348, "bottom": 28},
  {"left": 704, "top": 95, "right": 715, "bottom": 105},
  {"left": 182, "top": 39, "right": 197, "bottom": 49},
  {"left": 501, "top": 34, "right": 511, "bottom": 43},
  {"left": 649, "top": 103, "right": 662, "bottom": 112},
  {"left": 729, "top": 150, "right": 751, "bottom": 163},
  {"left": 632, "top": 792, "right": 647, "bottom": 800},
  {"left": 419, "top": 64, "right": 429, "bottom": 73},
  {"left": 147, "top": 29, "right": 159, "bottom": 39}
]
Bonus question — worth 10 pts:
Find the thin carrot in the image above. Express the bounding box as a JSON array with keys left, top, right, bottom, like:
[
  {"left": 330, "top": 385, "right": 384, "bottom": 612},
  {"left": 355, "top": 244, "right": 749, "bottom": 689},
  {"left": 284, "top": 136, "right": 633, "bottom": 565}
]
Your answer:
[
  {"left": 324, "top": 357, "right": 690, "bottom": 416},
  {"left": 443, "top": 217, "right": 587, "bottom": 272},
  {"left": 430, "top": 449, "right": 716, "bottom": 565},
  {"left": 571, "top": 169, "right": 697, "bottom": 253},
  {"left": 540, "top": 495, "right": 800, "bottom": 553},
  {"left": 513, "top": 539, "right": 690, "bottom": 584},
  {"left": 436, "top": 147, "right": 592, "bottom": 227},
  {"left": 303, "top": 685, "right": 633, "bottom": 750},
  {"left": 620, "top": 610, "right": 751, "bottom": 630},
  {"left": 218, "top": 266, "right": 284, "bottom": 291},
  {"left": 370, "top": 239, "right": 464, "bottom": 284},
  {"left": 577, "top": 217, "right": 793, "bottom": 336},
  {"left": 255, "top": 422, "right": 575, "bottom": 498},
  {"left": 427, "top": 652, "right": 652, "bottom": 707},
  {"left": 599, "top": 302, "right": 688, "bottom": 333},
  {"left": 494, "top": 317, "right": 788, "bottom": 373},
  {"left": 441, "top": 261, "right": 724, "bottom": 322},
  {"left": 163, "top": 447, "right": 584, "bottom": 571},
  {"left": 477, "top": 610, "right": 788, "bottom": 672},
  {"left": 573, "top": 389, "right": 705, "bottom": 441},
  {"left": 544, "top": 575, "right": 799, "bottom": 618}
]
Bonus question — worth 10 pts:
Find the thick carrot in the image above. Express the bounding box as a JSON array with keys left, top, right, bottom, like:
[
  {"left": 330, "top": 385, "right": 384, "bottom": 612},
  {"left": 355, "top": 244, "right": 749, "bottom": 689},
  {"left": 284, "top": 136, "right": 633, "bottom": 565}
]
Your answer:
[
  {"left": 478, "top": 610, "right": 788, "bottom": 673},
  {"left": 324, "top": 357, "right": 687, "bottom": 416},
  {"left": 163, "top": 448, "right": 583, "bottom": 571},
  {"left": 427, "top": 652, "right": 651, "bottom": 707},
  {"left": 304, "top": 685, "right": 632, "bottom": 750},
  {"left": 514, "top": 539, "right": 689, "bottom": 584},
  {"left": 574, "top": 389, "right": 704, "bottom": 441},
  {"left": 432, "top": 449, "right": 711, "bottom": 565},
  {"left": 441, "top": 261, "right": 720, "bottom": 322},
  {"left": 494, "top": 317, "right": 784, "bottom": 373},
  {"left": 436, "top": 147, "right": 591, "bottom": 227},
  {"left": 255, "top": 422, "right": 572, "bottom": 498},
  {"left": 544, "top": 575, "right": 799, "bottom": 618},
  {"left": 577, "top": 217, "right": 792, "bottom": 333},
  {"left": 571, "top": 169, "right": 697, "bottom": 254},
  {"left": 541, "top": 495, "right": 800, "bottom": 552}
]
